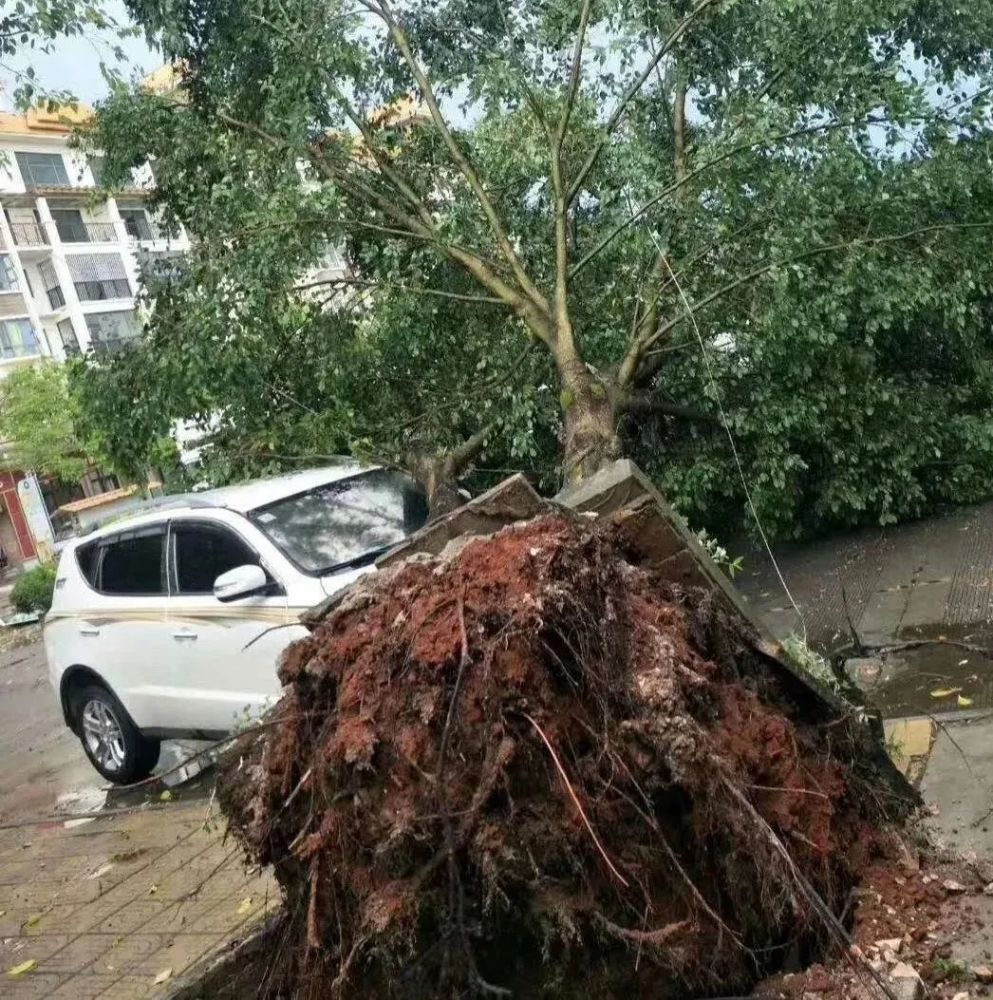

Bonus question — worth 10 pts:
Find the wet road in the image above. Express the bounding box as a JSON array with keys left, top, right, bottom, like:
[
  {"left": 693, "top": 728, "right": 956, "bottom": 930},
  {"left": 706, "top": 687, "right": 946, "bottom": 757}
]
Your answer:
[
  {"left": 738, "top": 497, "right": 993, "bottom": 718},
  {"left": 870, "top": 622, "right": 993, "bottom": 718},
  {"left": 0, "top": 631, "right": 214, "bottom": 838}
]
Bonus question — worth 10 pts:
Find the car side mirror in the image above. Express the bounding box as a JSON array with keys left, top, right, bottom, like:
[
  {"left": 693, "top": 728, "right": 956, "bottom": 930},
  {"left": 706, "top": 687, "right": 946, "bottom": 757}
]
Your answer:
[{"left": 214, "top": 564, "right": 269, "bottom": 603}]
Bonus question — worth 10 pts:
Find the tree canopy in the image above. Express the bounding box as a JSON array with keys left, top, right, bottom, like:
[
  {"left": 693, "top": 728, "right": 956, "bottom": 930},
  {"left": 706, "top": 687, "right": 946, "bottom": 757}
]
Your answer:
[
  {"left": 79, "top": 0, "right": 993, "bottom": 535},
  {"left": 0, "top": 362, "right": 90, "bottom": 481},
  {"left": 0, "top": 0, "right": 121, "bottom": 104}
]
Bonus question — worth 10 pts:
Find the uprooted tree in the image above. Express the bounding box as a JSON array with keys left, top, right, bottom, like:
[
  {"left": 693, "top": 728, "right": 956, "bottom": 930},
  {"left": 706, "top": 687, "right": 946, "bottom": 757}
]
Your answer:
[
  {"left": 220, "top": 507, "right": 915, "bottom": 998},
  {"left": 83, "top": 0, "right": 993, "bottom": 529}
]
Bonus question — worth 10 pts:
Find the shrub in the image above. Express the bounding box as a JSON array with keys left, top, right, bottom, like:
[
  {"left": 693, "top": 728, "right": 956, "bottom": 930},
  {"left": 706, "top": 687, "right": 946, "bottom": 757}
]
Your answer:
[{"left": 11, "top": 564, "right": 57, "bottom": 615}]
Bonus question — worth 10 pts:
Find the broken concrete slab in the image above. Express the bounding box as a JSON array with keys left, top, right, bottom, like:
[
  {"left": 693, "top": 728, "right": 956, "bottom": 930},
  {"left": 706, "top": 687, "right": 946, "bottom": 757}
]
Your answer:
[
  {"left": 555, "top": 460, "right": 768, "bottom": 641},
  {"left": 301, "top": 474, "right": 547, "bottom": 625},
  {"left": 380, "top": 472, "right": 547, "bottom": 568},
  {"left": 921, "top": 716, "right": 993, "bottom": 857},
  {"left": 555, "top": 463, "right": 861, "bottom": 713}
]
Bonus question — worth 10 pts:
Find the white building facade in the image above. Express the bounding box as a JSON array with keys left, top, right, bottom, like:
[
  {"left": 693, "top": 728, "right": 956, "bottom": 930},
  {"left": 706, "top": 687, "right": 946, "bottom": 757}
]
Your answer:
[
  {"left": 0, "top": 95, "right": 350, "bottom": 567},
  {"left": 0, "top": 104, "right": 188, "bottom": 367},
  {"left": 0, "top": 104, "right": 187, "bottom": 568}
]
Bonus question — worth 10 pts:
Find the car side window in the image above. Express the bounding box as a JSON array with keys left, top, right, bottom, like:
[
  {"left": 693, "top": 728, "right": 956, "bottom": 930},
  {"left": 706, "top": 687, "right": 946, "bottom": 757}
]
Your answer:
[
  {"left": 171, "top": 522, "right": 261, "bottom": 595},
  {"left": 76, "top": 542, "right": 101, "bottom": 588},
  {"left": 98, "top": 527, "right": 166, "bottom": 595}
]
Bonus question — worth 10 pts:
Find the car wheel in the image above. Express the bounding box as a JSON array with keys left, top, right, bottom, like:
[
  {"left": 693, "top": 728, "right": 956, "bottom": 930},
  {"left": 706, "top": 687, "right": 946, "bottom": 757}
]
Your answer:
[{"left": 73, "top": 683, "right": 161, "bottom": 785}]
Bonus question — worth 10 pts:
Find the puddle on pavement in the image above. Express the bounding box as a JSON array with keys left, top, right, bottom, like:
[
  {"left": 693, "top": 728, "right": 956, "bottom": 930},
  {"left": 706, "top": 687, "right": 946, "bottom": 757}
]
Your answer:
[
  {"left": 858, "top": 623, "right": 993, "bottom": 718},
  {"left": 51, "top": 739, "right": 218, "bottom": 826}
]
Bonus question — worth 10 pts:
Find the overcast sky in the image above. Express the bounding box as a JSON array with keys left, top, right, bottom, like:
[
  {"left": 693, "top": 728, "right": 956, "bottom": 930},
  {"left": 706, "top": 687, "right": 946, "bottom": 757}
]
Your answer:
[{"left": 0, "top": 1, "right": 160, "bottom": 111}]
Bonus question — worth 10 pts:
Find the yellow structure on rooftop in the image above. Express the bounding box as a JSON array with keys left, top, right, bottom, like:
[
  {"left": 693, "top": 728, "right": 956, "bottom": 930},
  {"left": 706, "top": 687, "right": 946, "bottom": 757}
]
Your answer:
[{"left": 0, "top": 103, "right": 94, "bottom": 137}]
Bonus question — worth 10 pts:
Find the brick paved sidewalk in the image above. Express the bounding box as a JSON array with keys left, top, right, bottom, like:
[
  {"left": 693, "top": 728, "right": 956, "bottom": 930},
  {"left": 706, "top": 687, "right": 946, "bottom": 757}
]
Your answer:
[{"left": 0, "top": 801, "right": 276, "bottom": 999}]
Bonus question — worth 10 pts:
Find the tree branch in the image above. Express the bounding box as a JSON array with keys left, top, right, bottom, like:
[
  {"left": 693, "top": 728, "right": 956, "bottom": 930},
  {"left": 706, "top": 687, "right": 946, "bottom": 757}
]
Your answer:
[
  {"left": 494, "top": 0, "right": 552, "bottom": 132},
  {"left": 629, "top": 221, "right": 993, "bottom": 387},
  {"left": 250, "top": 6, "right": 438, "bottom": 233},
  {"left": 622, "top": 395, "right": 720, "bottom": 424},
  {"left": 359, "top": 0, "right": 552, "bottom": 317},
  {"left": 566, "top": 0, "right": 726, "bottom": 205},
  {"left": 616, "top": 220, "right": 762, "bottom": 387},
  {"left": 544, "top": 0, "right": 594, "bottom": 357},
  {"left": 447, "top": 421, "right": 496, "bottom": 474},
  {"left": 672, "top": 71, "right": 689, "bottom": 198},
  {"left": 213, "top": 104, "right": 554, "bottom": 341},
  {"left": 556, "top": 0, "right": 594, "bottom": 146},
  {"left": 295, "top": 276, "right": 505, "bottom": 305},
  {"left": 309, "top": 146, "right": 557, "bottom": 342},
  {"left": 402, "top": 342, "right": 534, "bottom": 432},
  {"left": 571, "top": 113, "right": 917, "bottom": 278}
]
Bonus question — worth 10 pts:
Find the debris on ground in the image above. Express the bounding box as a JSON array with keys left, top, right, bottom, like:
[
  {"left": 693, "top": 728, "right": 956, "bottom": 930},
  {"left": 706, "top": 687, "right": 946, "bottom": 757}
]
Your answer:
[
  {"left": 754, "top": 856, "right": 993, "bottom": 998},
  {"left": 218, "top": 510, "right": 919, "bottom": 999}
]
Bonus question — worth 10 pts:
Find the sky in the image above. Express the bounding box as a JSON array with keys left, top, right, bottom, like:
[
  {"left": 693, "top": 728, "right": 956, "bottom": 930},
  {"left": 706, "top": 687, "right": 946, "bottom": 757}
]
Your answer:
[{"left": 0, "top": 1, "right": 160, "bottom": 111}]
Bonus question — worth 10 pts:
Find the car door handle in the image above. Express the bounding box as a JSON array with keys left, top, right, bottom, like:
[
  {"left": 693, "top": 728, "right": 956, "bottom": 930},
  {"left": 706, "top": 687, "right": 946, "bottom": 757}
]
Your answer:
[
  {"left": 172, "top": 629, "right": 198, "bottom": 641},
  {"left": 79, "top": 625, "right": 100, "bottom": 637}
]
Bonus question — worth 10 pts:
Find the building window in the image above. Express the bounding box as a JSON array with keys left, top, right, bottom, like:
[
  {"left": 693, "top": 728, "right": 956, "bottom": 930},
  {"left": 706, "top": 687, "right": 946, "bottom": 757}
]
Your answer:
[
  {"left": 88, "top": 156, "right": 105, "bottom": 187},
  {"left": 40, "top": 477, "right": 84, "bottom": 517},
  {"left": 37, "top": 260, "right": 65, "bottom": 309},
  {"left": 84, "top": 310, "right": 143, "bottom": 356},
  {"left": 14, "top": 151, "right": 70, "bottom": 189},
  {"left": 0, "top": 319, "right": 40, "bottom": 359},
  {"left": 81, "top": 467, "right": 120, "bottom": 497},
  {"left": 119, "top": 208, "right": 157, "bottom": 241},
  {"left": 0, "top": 257, "right": 17, "bottom": 293},
  {"left": 50, "top": 209, "right": 88, "bottom": 243},
  {"left": 57, "top": 318, "right": 80, "bottom": 357},
  {"left": 67, "top": 254, "right": 131, "bottom": 302},
  {"left": 138, "top": 250, "right": 183, "bottom": 283},
  {"left": 75, "top": 279, "right": 131, "bottom": 302}
]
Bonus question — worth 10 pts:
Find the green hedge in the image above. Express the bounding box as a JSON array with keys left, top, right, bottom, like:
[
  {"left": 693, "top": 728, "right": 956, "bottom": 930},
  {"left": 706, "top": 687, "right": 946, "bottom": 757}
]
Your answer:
[{"left": 11, "top": 564, "right": 57, "bottom": 615}]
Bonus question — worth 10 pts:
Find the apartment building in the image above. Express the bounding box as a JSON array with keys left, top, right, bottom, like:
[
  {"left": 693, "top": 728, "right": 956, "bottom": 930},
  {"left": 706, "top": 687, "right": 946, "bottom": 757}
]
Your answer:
[{"left": 0, "top": 103, "right": 188, "bottom": 568}]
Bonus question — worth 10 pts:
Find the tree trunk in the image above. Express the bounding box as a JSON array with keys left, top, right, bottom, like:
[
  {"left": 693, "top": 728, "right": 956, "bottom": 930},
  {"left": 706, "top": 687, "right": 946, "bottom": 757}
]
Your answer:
[
  {"left": 408, "top": 423, "right": 495, "bottom": 518},
  {"left": 408, "top": 452, "right": 465, "bottom": 519},
  {"left": 559, "top": 359, "right": 621, "bottom": 485}
]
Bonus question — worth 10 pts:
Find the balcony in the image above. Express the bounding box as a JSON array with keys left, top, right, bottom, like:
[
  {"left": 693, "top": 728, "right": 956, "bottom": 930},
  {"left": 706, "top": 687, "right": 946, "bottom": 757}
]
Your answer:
[
  {"left": 8, "top": 222, "right": 48, "bottom": 247},
  {"left": 56, "top": 222, "right": 119, "bottom": 244}
]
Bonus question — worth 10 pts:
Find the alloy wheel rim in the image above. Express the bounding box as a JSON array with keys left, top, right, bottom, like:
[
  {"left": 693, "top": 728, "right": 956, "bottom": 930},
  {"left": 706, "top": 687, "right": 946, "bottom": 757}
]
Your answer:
[{"left": 81, "top": 699, "right": 126, "bottom": 772}]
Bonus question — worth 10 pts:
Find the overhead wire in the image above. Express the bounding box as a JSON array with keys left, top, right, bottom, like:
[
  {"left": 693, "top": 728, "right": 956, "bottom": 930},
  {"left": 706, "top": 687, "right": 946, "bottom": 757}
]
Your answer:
[{"left": 630, "top": 192, "right": 807, "bottom": 640}]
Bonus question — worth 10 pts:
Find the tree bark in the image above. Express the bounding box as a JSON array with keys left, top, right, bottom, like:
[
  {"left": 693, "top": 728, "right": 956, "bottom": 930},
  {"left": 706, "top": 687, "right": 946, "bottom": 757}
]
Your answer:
[
  {"left": 558, "top": 358, "right": 621, "bottom": 485},
  {"left": 407, "top": 451, "right": 466, "bottom": 518},
  {"left": 673, "top": 72, "right": 689, "bottom": 200},
  {"left": 407, "top": 423, "right": 494, "bottom": 518}
]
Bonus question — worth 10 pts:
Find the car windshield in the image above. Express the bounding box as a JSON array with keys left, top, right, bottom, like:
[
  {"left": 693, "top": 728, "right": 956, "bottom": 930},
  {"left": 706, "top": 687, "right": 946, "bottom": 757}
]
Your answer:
[{"left": 249, "top": 469, "right": 429, "bottom": 575}]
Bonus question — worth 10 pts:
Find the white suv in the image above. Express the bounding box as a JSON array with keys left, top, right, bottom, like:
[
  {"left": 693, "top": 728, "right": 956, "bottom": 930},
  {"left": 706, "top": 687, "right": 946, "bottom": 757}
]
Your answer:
[{"left": 44, "top": 463, "right": 428, "bottom": 783}]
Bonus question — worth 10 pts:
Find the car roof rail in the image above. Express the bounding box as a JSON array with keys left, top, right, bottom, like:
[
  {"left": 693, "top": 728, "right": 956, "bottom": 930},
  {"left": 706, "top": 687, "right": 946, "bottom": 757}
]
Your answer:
[{"left": 77, "top": 493, "right": 218, "bottom": 536}]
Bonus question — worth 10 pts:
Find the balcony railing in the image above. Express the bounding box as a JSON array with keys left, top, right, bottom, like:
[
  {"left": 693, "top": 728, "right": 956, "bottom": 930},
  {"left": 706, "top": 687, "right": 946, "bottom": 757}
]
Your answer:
[
  {"left": 57, "top": 222, "right": 119, "bottom": 244},
  {"left": 123, "top": 218, "right": 162, "bottom": 242},
  {"left": 8, "top": 222, "right": 48, "bottom": 247}
]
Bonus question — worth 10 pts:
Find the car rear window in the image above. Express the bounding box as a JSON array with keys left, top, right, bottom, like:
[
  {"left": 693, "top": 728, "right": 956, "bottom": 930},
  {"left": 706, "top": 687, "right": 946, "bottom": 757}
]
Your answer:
[
  {"left": 100, "top": 528, "right": 166, "bottom": 595},
  {"left": 76, "top": 542, "right": 100, "bottom": 588}
]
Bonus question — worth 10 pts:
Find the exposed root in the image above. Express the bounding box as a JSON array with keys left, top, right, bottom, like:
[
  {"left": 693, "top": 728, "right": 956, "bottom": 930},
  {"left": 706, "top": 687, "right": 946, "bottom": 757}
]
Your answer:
[{"left": 218, "top": 514, "right": 910, "bottom": 999}]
